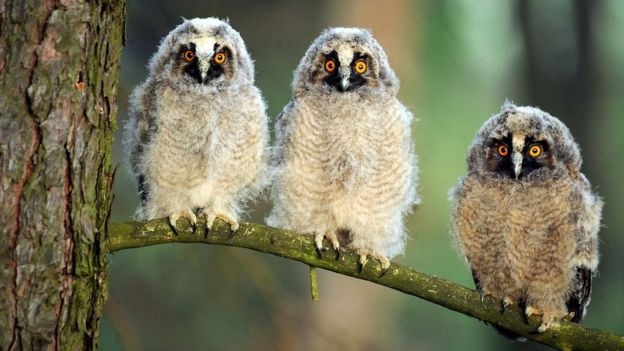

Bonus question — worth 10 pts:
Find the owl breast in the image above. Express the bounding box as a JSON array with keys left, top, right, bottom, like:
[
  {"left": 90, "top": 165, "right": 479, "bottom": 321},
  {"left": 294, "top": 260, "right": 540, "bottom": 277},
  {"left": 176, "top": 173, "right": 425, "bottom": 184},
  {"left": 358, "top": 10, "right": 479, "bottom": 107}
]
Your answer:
[
  {"left": 289, "top": 93, "right": 406, "bottom": 194},
  {"left": 457, "top": 176, "right": 577, "bottom": 298},
  {"left": 145, "top": 87, "right": 235, "bottom": 191}
]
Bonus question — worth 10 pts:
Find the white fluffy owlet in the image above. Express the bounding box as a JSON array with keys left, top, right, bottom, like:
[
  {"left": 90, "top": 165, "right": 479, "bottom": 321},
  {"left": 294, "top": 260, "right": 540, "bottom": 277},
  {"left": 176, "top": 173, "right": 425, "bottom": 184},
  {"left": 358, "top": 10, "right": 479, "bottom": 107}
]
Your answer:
[
  {"left": 267, "top": 28, "right": 419, "bottom": 269},
  {"left": 451, "top": 102, "right": 602, "bottom": 333},
  {"left": 125, "top": 18, "right": 269, "bottom": 232}
]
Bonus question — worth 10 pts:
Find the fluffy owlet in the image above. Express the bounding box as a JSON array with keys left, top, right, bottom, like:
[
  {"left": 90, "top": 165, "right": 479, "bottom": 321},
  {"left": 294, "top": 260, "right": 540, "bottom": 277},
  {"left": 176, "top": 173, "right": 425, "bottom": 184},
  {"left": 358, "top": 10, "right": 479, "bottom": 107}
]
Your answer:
[
  {"left": 451, "top": 102, "right": 602, "bottom": 333},
  {"left": 125, "top": 18, "right": 268, "bottom": 232},
  {"left": 267, "top": 28, "right": 419, "bottom": 269}
]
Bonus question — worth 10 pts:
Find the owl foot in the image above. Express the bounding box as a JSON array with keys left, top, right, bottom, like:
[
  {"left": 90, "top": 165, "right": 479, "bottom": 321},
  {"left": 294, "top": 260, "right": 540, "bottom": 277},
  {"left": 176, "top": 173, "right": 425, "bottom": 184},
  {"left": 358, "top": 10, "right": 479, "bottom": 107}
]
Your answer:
[
  {"left": 536, "top": 311, "right": 565, "bottom": 333},
  {"left": 525, "top": 305, "right": 543, "bottom": 318},
  {"left": 314, "top": 231, "right": 340, "bottom": 259},
  {"left": 204, "top": 210, "right": 239, "bottom": 237},
  {"left": 526, "top": 306, "right": 564, "bottom": 332},
  {"left": 357, "top": 250, "right": 391, "bottom": 273},
  {"left": 502, "top": 297, "right": 515, "bottom": 311},
  {"left": 477, "top": 289, "right": 494, "bottom": 303},
  {"left": 168, "top": 209, "right": 197, "bottom": 234}
]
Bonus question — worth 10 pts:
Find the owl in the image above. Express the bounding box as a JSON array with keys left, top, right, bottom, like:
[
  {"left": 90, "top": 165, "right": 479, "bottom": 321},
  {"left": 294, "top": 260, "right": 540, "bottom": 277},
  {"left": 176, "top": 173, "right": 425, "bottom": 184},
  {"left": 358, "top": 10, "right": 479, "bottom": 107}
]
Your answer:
[
  {"left": 124, "top": 18, "right": 268, "bottom": 232},
  {"left": 451, "top": 102, "right": 602, "bottom": 333},
  {"left": 267, "top": 28, "right": 419, "bottom": 269}
]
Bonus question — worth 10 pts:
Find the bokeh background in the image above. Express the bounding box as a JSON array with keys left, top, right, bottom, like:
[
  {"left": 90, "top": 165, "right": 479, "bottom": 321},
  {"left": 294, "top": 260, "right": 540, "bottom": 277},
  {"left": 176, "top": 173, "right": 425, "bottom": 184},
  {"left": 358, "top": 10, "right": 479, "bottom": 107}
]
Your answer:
[{"left": 101, "top": 1, "right": 624, "bottom": 350}]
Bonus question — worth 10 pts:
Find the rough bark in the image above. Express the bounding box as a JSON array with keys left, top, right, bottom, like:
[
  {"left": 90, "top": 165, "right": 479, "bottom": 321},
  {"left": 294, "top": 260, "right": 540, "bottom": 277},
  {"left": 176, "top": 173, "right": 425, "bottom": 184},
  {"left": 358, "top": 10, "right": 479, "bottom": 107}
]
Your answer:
[
  {"left": 0, "top": 1, "right": 125, "bottom": 350},
  {"left": 109, "top": 219, "right": 624, "bottom": 351}
]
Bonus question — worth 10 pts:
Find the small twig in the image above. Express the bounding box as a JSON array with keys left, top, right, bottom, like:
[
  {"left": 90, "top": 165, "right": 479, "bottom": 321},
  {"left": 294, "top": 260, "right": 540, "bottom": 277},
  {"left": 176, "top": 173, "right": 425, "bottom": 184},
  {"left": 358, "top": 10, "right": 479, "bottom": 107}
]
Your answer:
[{"left": 309, "top": 266, "right": 319, "bottom": 302}]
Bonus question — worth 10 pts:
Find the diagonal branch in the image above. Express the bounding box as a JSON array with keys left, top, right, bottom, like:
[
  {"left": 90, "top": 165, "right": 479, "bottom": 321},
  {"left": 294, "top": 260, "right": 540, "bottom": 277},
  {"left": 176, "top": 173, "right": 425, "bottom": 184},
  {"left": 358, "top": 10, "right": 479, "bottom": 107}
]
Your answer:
[{"left": 107, "top": 219, "right": 624, "bottom": 351}]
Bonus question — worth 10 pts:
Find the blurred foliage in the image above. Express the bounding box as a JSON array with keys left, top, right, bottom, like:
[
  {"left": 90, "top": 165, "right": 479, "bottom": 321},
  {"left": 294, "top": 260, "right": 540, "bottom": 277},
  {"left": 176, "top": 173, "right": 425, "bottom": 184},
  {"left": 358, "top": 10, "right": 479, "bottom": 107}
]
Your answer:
[{"left": 102, "top": 1, "right": 624, "bottom": 350}]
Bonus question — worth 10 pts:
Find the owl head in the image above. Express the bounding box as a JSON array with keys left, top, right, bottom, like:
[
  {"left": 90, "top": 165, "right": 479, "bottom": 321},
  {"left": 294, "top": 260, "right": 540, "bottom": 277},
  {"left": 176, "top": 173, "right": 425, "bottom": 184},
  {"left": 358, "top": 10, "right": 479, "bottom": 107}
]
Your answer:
[
  {"left": 292, "top": 28, "right": 399, "bottom": 97},
  {"left": 147, "top": 18, "right": 254, "bottom": 90},
  {"left": 467, "top": 102, "right": 582, "bottom": 181}
]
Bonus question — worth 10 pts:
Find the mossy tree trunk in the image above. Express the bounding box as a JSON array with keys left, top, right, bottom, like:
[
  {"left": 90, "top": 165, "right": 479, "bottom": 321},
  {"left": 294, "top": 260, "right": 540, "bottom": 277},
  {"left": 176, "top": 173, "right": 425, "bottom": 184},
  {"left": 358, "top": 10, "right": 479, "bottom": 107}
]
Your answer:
[{"left": 0, "top": 1, "right": 125, "bottom": 349}]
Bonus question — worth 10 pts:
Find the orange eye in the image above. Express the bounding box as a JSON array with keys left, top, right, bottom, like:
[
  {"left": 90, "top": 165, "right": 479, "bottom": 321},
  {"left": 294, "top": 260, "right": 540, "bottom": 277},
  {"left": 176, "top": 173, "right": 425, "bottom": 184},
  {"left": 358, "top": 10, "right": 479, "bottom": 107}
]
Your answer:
[
  {"left": 183, "top": 50, "right": 195, "bottom": 62},
  {"left": 354, "top": 59, "right": 367, "bottom": 74},
  {"left": 214, "top": 52, "right": 226, "bottom": 64},
  {"left": 498, "top": 144, "right": 509, "bottom": 157},
  {"left": 529, "top": 145, "right": 542, "bottom": 158},
  {"left": 325, "top": 59, "right": 336, "bottom": 73}
]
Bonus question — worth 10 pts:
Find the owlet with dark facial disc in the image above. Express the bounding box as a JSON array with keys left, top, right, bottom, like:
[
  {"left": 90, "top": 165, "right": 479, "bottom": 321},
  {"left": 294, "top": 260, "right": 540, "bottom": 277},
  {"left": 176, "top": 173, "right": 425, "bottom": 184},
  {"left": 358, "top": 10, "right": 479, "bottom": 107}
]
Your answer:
[
  {"left": 125, "top": 18, "right": 269, "bottom": 232},
  {"left": 451, "top": 102, "right": 602, "bottom": 333},
  {"left": 268, "top": 28, "right": 419, "bottom": 269}
]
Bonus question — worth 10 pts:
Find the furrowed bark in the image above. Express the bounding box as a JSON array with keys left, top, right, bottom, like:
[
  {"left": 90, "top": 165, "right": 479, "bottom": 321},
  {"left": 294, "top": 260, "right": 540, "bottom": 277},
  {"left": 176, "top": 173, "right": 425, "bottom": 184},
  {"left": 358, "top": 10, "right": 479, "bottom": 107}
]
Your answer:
[
  {"left": 0, "top": 1, "right": 125, "bottom": 349},
  {"left": 108, "top": 219, "right": 624, "bottom": 351}
]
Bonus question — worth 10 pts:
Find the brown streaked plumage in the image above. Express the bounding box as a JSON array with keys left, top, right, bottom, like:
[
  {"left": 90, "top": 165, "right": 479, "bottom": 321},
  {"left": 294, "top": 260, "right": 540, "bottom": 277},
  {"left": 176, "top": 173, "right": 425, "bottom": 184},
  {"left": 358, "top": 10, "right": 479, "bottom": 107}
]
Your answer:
[{"left": 451, "top": 102, "right": 602, "bottom": 334}]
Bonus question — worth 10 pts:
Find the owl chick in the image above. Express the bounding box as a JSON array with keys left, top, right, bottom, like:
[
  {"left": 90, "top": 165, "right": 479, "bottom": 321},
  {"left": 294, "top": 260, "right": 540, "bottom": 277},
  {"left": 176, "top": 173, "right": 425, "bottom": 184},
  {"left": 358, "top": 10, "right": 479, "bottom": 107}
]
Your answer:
[
  {"left": 267, "top": 28, "right": 419, "bottom": 269},
  {"left": 451, "top": 102, "right": 602, "bottom": 333},
  {"left": 125, "top": 18, "right": 268, "bottom": 232}
]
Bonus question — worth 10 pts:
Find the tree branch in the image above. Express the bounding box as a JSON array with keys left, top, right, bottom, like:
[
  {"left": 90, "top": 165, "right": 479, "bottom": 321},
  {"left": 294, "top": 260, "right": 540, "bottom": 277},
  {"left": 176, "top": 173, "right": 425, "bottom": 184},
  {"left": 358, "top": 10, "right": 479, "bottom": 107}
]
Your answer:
[{"left": 107, "top": 219, "right": 624, "bottom": 351}]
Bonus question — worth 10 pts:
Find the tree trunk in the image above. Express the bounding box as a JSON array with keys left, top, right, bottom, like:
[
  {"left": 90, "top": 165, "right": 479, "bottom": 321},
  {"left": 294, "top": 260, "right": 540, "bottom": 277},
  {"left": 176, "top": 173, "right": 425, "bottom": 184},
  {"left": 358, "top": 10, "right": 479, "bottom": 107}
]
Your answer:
[{"left": 0, "top": 1, "right": 125, "bottom": 350}]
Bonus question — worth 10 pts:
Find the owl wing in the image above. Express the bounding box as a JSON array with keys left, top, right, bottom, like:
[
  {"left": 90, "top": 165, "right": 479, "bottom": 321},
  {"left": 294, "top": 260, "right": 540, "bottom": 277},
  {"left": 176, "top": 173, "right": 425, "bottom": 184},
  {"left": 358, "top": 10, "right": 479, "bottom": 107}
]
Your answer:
[
  {"left": 271, "top": 100, "right": 295, "bottom": 168},
  {"left": 125, "top": 80, "right": 158, "bottom": 205},
  {"left": 566, "top": 174, "right": 602, "bottom": 321},
  {"left": 566, "top": 267, "right": 592, "bottom": 322}
]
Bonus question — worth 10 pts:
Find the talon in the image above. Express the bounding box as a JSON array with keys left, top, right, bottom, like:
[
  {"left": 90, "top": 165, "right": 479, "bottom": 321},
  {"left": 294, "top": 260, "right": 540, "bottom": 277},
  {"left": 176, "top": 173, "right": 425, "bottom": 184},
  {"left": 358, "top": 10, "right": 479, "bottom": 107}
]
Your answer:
[
  {"left": 525, "top": 306, "right": 542, "bottom": 318},
  {"left": 376, "top": 255, "right": 391, "bottom": 270},
  {"left": 168, "top": 209, "right": 197, "bottom": 235},
  {"left": 334, "top": 247, "right": 340, "bottom": 261},
  {"left": 358, "top": 255, "right": 368, "bottom": 273},
  {"left": 502, "top": 297, "right": 514, "bottom": 311},
  {"left": 565, "top": 311, "right": 576, "bottom": 320},
  {"left": 478, "top": 290, "right": 492, "bottom": 303},
  {"left": 205, "top": 214, "right": 216, "bottom": 231},
  {"left": 229, "top": 228, "right": 237, "bottom": 239},
  {"left": 314, "top": 232, "right": 324, "bottom": 258},
  {"left": 316, "top": 246, "right": 323, "bottom": 259},
  {"left": 537, "top": 320, "right": 560, "bottom": 333},
  {"left": 202, "top": 210, "right": 238, "bottom": 234},
  {"left": 379, "top": 267, "right": 390, "bottom": 278}
]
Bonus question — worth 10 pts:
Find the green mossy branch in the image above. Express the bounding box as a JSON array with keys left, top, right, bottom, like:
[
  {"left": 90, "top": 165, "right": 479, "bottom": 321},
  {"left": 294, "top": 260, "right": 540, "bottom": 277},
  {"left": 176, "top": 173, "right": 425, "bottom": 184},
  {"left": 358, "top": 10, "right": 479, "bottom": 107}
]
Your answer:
[{"left": 108, "top": 219, "right": 624, "bottom": 351}]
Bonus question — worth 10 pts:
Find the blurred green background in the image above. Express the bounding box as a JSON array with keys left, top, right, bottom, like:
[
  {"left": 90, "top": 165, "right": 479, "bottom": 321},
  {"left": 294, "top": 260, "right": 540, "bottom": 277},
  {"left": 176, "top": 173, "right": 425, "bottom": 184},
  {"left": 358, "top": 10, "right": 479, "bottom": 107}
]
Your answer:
[{"left": 101, "top": 1, "right": 624, "bottom": 350}]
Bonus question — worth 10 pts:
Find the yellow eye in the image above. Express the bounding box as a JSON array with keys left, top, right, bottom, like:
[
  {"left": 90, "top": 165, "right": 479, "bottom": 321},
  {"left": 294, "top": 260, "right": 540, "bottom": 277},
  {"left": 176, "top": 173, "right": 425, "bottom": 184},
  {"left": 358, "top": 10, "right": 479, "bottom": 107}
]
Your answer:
[
  {"left": 498, "top": 144, "right": 509, "bottom": 157},
  {"left": 354, "top": 59, "right": 367, "bottom": 74},
  {"left": 183, "top": 50, "right": 195, "bottom": 62},
  {"left": 214, "top": 52, "right": 226, "bottom": 64},
  {"left": 529, "top": 145, "right": 542, "bottom": 158},
  {"left": 325, "top": 59, "right": 336, "bottom": 73}
]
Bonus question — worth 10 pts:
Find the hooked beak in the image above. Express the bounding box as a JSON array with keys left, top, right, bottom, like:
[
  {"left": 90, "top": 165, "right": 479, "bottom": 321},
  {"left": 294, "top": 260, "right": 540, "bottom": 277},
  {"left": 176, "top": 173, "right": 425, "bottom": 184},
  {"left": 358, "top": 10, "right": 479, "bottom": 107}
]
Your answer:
[
  {"left": 198, "top": 58, "right": 210, "bottom": 84},
  {"left": 512, "top": 151, "right": 523, "bottom": 180},
  {"left": 338, "top": 67, "right": 351, "bottom": 92}
]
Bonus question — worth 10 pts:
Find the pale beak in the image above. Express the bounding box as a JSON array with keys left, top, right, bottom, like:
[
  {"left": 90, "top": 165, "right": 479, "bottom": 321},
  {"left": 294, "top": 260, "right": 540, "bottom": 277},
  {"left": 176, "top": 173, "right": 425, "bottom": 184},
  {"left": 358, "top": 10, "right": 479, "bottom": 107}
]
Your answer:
[
  {"left": 512, "top": 151, "right": 523, "bottom": 180},
  {"left": 198, "top": 58, "right": 210, "bottom": 83},
  {"left": 339, "top": 66, "right": 351, "bottom": 92}
]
